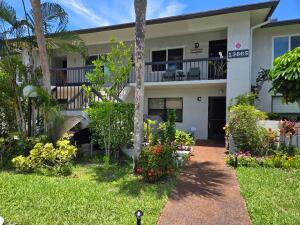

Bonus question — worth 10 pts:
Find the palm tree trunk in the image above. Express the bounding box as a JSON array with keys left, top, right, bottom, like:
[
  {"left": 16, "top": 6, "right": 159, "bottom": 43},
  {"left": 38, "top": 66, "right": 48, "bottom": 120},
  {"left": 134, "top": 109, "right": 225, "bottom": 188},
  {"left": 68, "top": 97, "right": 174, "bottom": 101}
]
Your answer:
[
  {"left": 30, "top": 0, "right": 51, "bottom": 94},
  {"left": 133, "top": 0, "right": 147, "bottom": 172}
]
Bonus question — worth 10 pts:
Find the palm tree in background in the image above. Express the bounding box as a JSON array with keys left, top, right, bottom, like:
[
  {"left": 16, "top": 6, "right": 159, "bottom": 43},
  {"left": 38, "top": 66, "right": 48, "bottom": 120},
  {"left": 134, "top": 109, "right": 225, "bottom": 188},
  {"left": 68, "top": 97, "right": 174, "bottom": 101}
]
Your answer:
[
  {"left": 133, "top": 0, "right": 147, "bottom": 171},
  {"left": 0, "top": 0, "right": 86, "bottom": 88}
]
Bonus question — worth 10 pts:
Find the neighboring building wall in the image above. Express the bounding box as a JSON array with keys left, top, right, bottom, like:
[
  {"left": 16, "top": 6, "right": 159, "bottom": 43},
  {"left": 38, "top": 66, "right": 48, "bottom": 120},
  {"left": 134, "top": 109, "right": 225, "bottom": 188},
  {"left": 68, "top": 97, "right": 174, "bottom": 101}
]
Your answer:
[
  {"left": 252, "top": 24, "right": 300, "bottom": 112},
  {"left": 125, "top": 85, "right": 226, "bottom": 139}
]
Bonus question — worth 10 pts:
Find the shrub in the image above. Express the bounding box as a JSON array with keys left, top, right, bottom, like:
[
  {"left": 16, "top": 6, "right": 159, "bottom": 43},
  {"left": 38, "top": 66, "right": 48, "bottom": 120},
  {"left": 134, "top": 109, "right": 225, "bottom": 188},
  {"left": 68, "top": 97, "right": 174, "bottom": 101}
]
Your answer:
[
  {"left": 12, "top": 136, "right": 77, "bottom": 175},
  {"left": 138, "top": 144, "right": 177, "bottom": 182},
  {"left": 175, "top": 130, "right": 194, "bottom": 147},
  {"left": 86, "top": 101, "right": 134, "bottom": 162},
  {"left": 0, "top": 134, "right": 48, "bottom": 168},
  {"left": 226, "top": 152, "right": 300, "bottom": 169},
  {"left": 228, "top": 105, "right": 271, "bottom": 155},
  {"left": 157, "top": 110, "right": 176, "bottom": 145}
]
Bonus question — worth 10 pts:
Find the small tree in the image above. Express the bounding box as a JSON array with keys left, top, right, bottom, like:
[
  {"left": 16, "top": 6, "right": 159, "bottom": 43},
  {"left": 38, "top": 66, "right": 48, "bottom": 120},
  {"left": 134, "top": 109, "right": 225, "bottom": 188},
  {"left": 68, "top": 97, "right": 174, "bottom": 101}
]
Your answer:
[
  {"left": 84, "top": 39, "right": 133, "bottom": 101},
  {"left": 269, "top": 47, "right": 300, "bottom": 104}
]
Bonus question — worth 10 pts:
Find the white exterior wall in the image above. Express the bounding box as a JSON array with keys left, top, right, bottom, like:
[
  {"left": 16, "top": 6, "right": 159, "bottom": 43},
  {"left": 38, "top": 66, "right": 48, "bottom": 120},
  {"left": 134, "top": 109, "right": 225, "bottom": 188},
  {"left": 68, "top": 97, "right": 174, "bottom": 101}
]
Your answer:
[
  {"left": 226, "top": 13, "right": 251, "bottom": 107},
  {"left": 252, "top": 24, "right": 300, "bottom": 112},
  {"left": 126, "top": 85, "right": 226, "bottom": 139}
]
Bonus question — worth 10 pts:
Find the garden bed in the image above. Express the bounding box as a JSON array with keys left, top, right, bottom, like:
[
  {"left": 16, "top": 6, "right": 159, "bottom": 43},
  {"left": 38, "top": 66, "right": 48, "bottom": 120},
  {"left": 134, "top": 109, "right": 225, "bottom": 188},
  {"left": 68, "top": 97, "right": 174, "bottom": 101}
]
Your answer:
[{"left": 0, "top": 162, "right": 175, "bottom": 225}]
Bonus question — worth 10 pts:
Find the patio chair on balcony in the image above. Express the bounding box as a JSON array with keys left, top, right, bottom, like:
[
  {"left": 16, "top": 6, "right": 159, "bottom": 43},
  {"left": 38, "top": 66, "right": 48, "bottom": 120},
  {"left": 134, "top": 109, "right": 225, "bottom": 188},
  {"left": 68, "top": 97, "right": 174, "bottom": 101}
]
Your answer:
[
  {"left": 188, "top": 67, "right": 201, "bottom": 80},
  {"left": 162, "top": 69, "right": 176, "bottom": 81}
]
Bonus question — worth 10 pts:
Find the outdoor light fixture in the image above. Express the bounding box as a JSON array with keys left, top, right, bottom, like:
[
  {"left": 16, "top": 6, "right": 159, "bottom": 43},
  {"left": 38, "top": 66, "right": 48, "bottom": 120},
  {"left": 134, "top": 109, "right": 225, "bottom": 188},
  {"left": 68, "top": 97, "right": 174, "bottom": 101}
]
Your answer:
[{"left": 134, "top": 210, "right": 144, "bottom": 225}]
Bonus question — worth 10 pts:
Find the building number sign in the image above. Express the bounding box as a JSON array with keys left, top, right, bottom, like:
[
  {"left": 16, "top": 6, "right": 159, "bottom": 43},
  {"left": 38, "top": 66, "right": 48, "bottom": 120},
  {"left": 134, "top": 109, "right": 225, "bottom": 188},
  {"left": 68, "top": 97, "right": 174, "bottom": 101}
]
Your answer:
[{"left": 228, "top": 49, "right": 249, "bottom": 58}]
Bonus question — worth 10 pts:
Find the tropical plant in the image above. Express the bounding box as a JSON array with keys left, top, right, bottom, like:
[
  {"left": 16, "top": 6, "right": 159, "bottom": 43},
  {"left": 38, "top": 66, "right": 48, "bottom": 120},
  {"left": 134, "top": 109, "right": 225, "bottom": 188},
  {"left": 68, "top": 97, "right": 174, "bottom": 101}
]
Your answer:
[
  {"left": 84, "top": 38, "right": 133, "bottom": 101},
  {"left": 133, "top": 0, "right": 147, "bottom": 172},
  {"left": 269, "top": 47, "right": 300, "bottom": 104},
  {"left": 251, "top": 68, "right": 270, "bottom": 96},
  {"left": 138, "top": 144, "right": 177, "bottom": 182},
  {"left": 175, "top": 130, "right": 194, "bottom": 148},
  {"left": 228, "top": 104, "right": 271, "bottom": 155},
  {"left": 0, "top": 56, "right": 28, "bottom": 135},
  {"left": 86, "top": 102, "right": 134, "bottom": 162},
  {"left": 12, "top": 135, "right": 77, "bottom": 175}
]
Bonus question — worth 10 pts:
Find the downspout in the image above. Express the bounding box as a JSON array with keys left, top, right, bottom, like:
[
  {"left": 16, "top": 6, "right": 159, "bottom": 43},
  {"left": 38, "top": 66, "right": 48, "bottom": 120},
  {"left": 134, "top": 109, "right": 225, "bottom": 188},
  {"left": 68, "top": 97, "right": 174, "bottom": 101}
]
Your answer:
[{"left": 249, "top": 19, "right": 272, "bottom": 91}]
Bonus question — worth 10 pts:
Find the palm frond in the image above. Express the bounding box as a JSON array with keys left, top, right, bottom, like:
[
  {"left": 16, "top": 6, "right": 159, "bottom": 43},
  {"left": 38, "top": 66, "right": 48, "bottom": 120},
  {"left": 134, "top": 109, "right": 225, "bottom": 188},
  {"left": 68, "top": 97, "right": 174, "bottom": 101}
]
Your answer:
[
  {"left": 46, "top": 31, "right": 87, "bottom": 57},
  {"left": 28, "top": 2, "right": 68, "bottom": 34},
  {"left": 0, "top": 0, "right": 17, "bottom": 28}
]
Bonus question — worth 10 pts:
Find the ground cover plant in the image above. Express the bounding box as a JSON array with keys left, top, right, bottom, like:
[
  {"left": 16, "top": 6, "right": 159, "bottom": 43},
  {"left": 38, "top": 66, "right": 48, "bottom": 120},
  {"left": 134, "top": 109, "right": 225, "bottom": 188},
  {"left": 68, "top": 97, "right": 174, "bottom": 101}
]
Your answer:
[
  {"left": 236, "top": 167, "right": 300, "bottom": 225},
  {"left": 0, "top": 161, "right": 175, "bottom": 225}
]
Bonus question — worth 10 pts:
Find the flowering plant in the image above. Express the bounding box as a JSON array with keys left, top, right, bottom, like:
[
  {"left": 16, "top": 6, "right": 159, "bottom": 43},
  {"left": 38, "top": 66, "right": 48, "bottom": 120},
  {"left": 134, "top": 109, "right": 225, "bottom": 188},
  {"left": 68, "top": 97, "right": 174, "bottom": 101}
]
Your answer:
[{"left": 137, "top": 144, "right": 177, "bottom": 182}]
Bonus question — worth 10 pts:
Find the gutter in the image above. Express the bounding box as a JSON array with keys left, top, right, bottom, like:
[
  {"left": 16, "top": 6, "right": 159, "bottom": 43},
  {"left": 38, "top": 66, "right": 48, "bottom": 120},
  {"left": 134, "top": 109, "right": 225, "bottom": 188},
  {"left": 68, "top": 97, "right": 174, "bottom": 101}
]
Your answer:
[{"left": 249, "top": 19, "right": 272, "bottom": 90}]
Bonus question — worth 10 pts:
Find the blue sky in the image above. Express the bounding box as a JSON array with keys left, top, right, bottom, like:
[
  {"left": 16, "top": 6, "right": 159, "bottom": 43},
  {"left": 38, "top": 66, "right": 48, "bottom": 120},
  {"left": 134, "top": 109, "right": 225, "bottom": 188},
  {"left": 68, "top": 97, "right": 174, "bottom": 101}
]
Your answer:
[{"left": 8, "top": 0, "right": 300, "bottom": 30}]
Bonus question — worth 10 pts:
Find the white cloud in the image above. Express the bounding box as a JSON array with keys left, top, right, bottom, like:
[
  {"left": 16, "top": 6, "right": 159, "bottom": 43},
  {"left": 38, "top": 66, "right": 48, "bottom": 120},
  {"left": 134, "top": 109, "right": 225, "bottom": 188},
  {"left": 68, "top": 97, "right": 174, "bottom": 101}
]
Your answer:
[
  {"left": 53, "top": 0, "right": 186, "bottom": 29},
  {"left": 158, "top": 1, "right": 186, "bottom": 18},
  {"left": 55, "top": 0, "right": 110, "bottom": 27}
]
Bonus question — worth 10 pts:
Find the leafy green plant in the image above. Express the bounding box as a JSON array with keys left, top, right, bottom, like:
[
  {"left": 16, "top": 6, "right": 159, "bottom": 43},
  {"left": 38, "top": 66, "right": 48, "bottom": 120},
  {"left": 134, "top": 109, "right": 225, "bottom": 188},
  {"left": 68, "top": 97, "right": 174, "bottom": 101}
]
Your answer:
[
  {"left": 228, "top": 105, "right": 271, "bottom": 155},
  {"left": 230, "top": 92, "right": 256, "bottom": 107},
  {"left": 143, "top": 119, "right": 157, "bottom": 144},
  {"left": 269, "top": 47, "right": 300, "bottom": 104},
  {"left": 86, "top": 102, "right": 134, "bottom": 162},
  {"left": 138, "top": 144, "right": 177, "bottom": 182},
  {"left": 0, "top": 134, "right": 48, "bottom": 168},
  {"left": 84, "top": 38, "right": 133, "bottom": 101},
  {"left": 175, "top": 130, "right": 194, "bottom": 148},
  {"left": 157, "top": 110, "right": 177, "bottom": 145},
  {"left": 12, "top": 135, "right": 77, "bottom": 175}
]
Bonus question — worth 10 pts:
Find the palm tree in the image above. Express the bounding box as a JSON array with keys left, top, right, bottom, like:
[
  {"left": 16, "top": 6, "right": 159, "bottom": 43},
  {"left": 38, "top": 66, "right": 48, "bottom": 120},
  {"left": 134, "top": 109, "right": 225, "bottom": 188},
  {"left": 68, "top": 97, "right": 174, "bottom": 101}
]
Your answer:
[
  {"left": 0, "top": 0, "right": 86, "bottom": 135},
  {"left": 30, "top": 0, "right": 51, "bottom": 94},
  {"left": 133, "top": 0, "right": 147, "bottom": 171}
]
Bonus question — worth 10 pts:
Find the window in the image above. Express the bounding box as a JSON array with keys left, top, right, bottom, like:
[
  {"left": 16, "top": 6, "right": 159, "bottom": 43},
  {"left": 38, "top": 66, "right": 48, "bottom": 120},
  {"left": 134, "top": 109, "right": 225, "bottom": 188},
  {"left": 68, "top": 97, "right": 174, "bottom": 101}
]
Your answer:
[
  {"left": 151, "top": 48, "right": 183, "bottom": 71},
  {"left": 86, "top": 55, "right": 99, "bottom": 66},
  {"left": 148, "top": 98, "right": 183, "bottom": 122},
  {"left": 273, "top": 35, "right": 300, "bottom": 59},
  {"left": 272, "top": 96, "right": 300, "bottom": 114},
  {"left": 152, "top": 50, "right": 166, "bottom": 71},
  {"left": 291, "top": 35, "right": 300, "bottom": 50}
]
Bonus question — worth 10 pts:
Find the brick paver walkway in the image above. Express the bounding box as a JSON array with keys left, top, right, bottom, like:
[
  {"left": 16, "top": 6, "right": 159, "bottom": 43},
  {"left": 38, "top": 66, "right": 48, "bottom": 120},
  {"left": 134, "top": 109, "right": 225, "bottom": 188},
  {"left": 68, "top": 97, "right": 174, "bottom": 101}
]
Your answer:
[{"left": 157, "top": 144, "right": 251, "bottom": 225}]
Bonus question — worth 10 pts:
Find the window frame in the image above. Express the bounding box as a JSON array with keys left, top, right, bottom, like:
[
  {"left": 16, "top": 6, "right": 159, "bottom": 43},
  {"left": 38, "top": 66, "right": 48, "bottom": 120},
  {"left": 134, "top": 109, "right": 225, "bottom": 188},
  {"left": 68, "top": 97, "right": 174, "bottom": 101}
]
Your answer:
[
  {"left": 272, "top": 34, "right": 300, "bottom": 63},
  {"left": 150, "top": 46, "right": 185, "bottom": 72},
  {"left": 148, "top": 97, "right": 183, "bottom": 123},
  {"left": 271, "top": 96, "right": 300, "bottom": 115},
  {"left": 85, "top": 54, "right": 100, "bottom": 66}
]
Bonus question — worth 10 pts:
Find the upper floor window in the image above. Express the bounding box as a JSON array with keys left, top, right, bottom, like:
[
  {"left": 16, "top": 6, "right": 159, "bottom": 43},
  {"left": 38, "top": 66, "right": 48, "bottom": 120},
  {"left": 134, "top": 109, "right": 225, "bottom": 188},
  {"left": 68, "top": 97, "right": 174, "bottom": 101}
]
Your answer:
[
  {"left": 152, "top": 48, "right": 183, "bottom": 71},
  {"left": 86, "top": 55, "right": 99, "bottom": 66},
  {"left": 273, "top": 35, "right": 300, "bottom": 60}
]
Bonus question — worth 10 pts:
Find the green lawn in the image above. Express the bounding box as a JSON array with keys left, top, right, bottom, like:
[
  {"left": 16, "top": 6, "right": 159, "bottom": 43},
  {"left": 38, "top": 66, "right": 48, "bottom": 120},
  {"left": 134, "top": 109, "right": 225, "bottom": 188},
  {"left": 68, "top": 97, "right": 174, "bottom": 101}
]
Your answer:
[
  {"left": 236, "top": 167, "right": 300, "bottom": 225},
  {"left": 0, "top": 162, "right": 175, "bottom": 225}
]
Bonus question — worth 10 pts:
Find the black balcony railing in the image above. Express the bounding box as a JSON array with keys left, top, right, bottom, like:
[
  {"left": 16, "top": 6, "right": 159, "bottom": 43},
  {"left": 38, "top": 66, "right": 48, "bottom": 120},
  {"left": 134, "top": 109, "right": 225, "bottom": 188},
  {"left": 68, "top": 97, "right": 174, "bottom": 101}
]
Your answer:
[
  {"left": 50, "top": 57, "right": 226, "bottom": 110},
  {"left": 129, "top": 57, "right": 226, "bottom": 83},
  {"left": 51, "top": 57, "right": 227, "bottom": 86}
]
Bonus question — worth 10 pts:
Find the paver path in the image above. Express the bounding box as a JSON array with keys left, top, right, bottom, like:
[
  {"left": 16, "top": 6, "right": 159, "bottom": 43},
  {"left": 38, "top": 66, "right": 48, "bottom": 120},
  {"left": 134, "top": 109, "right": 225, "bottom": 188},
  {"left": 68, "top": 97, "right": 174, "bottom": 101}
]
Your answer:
[{"left": 157, "top": 144, "right": 251, "bottom": 225}]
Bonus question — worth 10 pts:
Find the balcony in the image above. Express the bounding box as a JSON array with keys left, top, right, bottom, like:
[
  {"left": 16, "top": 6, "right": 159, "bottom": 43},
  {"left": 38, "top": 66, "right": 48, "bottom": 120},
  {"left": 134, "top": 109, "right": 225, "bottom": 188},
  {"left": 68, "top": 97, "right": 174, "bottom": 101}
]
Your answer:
[{"left": 51, "top": 57, "right": 227, "bottom": 86}]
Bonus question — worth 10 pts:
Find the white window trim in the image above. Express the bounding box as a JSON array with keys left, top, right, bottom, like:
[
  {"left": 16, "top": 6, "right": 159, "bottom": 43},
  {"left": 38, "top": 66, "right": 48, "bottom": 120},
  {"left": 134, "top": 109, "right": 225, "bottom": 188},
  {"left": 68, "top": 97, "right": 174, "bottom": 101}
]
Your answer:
[
  {"left": 150, "top": 46, "right": 185, "bottom": 72},
  {"left": 272, "top": 34, "right": 300, "bottom": 65}
]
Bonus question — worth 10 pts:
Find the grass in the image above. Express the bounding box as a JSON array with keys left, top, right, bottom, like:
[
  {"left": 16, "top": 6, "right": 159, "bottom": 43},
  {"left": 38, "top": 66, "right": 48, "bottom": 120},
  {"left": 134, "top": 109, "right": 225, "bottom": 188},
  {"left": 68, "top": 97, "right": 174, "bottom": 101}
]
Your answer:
[
  {"left": 236, "top": 167, "right": 300, "bottom": 225},
  {"left": 0, "top": 161, "right": 175, "bottom": 225}
]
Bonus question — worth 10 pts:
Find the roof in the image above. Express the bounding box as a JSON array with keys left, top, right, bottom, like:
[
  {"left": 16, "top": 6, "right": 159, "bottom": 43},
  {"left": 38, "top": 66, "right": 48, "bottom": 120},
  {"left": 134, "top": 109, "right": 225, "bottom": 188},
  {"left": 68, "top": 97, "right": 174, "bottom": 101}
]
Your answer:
[
  {"left": 73, "top": 0, "right": 279, "bottom": 35},
  {"left": 262, "top": 18, "right": 300, "bottom": 28}
]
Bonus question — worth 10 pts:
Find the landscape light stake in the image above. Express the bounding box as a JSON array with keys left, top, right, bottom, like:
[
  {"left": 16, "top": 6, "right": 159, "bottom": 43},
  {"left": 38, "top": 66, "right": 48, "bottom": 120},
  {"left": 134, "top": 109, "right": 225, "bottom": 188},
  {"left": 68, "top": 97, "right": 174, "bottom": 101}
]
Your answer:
[
  {"left": 234, "top": 155, "right": 238, "bottom": 168},
  {"left": 135, "top": 210, "right": 144, "bottom": 225}
]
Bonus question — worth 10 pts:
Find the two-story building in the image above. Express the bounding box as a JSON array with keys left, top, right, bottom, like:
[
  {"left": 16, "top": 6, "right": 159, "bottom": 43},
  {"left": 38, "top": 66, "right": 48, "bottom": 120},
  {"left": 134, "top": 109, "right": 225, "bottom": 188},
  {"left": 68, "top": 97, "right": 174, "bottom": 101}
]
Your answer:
[{"left": 36, "top": 0, "right": 300, "bottom": 140}]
